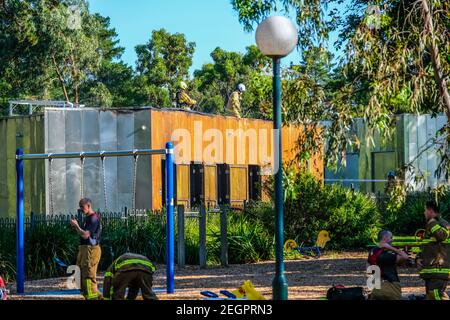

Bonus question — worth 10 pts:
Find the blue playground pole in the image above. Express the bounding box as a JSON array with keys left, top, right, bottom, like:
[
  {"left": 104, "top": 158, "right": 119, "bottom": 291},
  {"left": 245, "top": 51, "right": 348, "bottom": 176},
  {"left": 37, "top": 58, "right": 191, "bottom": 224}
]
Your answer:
[
  {"left": 16, "top": 148, "right": 25, "bottom": 294},
  {"left": 165, "top": 142, "right": 175, "bottom": 293}
]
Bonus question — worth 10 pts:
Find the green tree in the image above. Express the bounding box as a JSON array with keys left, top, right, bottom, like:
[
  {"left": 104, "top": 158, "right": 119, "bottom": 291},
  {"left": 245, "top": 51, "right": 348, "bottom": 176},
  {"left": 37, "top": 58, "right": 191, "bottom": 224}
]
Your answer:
[
  {"left": 344, "top": 0, "right": 450, "bottom": 177},
  {"left": 231, "top": 0, "right": 450, "bottom": 178},
  {"left": 193, "top": 45, "right": 270, "bottom": 116},
  {"left": 135, "top": 29, "right": 195, "bottom": 108},
  {"left": 231, "top": 0, "right": 356, "bottom": 168},
  {"left": 79, "top": 15, "right": 137, "bottom": 108},
  {"left": 0, "top": 0, "right": 126, "bottom": 110}
]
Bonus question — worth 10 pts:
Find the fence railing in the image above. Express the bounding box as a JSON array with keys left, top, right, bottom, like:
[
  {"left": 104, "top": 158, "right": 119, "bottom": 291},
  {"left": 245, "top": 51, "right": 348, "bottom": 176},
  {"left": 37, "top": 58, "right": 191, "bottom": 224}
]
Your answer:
[
  {"left": 0, "top": 205, "right": 232, "bottom": 269},
  {"left": 0, "top": 209, "right": 163, "bottom": 230}
]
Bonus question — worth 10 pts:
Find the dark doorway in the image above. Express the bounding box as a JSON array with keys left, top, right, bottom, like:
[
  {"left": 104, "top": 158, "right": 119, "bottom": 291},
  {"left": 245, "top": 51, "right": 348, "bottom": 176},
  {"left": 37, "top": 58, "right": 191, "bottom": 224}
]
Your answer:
[
  {"left": 217, "top": 164, "right": 230, "bottom": 205},
  {"left": 248, "top": 165, "right": 262, "bottom": 201},
  {"left": 190, "top": 162, "right": 205, "bottom": 207}
]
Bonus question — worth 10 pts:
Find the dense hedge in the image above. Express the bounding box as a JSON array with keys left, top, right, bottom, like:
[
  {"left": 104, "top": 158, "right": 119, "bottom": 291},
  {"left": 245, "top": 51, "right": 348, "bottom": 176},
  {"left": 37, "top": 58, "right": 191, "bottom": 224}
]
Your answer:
[
  {"left": 379, "top": 192, "right": 450, "bottom": 235},
  {"left": 244, "top": 172, "right": 380, "bottom": 250}
]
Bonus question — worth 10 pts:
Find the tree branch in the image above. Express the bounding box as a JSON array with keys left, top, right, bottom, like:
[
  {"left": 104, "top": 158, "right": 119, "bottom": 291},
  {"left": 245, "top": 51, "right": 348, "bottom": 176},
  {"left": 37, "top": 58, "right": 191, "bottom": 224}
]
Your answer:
[
  {"left": 52, "top": 54, "right": 70, "bottom": 102},
  {"left": 420, "top": 0, "right": 450, "bottom": 119}
]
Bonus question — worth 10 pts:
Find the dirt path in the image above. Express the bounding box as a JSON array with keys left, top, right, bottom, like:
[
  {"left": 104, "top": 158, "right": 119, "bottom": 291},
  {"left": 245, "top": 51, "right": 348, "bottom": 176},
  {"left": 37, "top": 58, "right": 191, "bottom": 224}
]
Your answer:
[{"left": 7, "top": 252, "right": 425, "bottom": 300}]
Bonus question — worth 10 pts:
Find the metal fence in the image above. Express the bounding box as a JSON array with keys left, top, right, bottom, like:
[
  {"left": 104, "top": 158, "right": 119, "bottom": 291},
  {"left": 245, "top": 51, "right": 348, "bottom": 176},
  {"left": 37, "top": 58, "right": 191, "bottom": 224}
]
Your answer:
[{"left": 0, "top": 209, "right": 162, "bottom": 230}]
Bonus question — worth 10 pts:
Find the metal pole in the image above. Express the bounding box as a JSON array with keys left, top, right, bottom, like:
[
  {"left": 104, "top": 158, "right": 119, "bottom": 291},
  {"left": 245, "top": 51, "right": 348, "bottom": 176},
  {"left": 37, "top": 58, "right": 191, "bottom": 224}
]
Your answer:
[
  {"left": 177, "top": 205, "right": 185, "bottom": 268},
  {"left": 220, "top": 206, "right": 228, "bottom": 267},
  {"left": 199, "top": 205, "right": 207, "bottom": 269},
  {"left": 16, "top": 149, "right": 166, "bottom": 160},
  {"left": 272, "top": 57, "right": 288, "bottom": 300},
  {"left": 165, "top": 142, "right": 175, "bottom": 294},
  {"left": 16, "top": 148, "right": 25, "bottom": 294}
]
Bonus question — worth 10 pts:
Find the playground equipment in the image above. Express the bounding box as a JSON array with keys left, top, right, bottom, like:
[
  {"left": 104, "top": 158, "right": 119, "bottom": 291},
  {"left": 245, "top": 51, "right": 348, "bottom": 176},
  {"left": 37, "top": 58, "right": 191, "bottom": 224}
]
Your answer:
[
  {"left": 200, "top": 280, "right": 265, "bottom": 300},
  {"left": 15, "top": 143, "right": 175, "bottom": 295},
  {"left": 284, "top": 230, "right": 331, "bottom": 258},
  {"left": 231, "top": 280, "right": 266, "bottom": 300},
  {"left": 177, "top": 205, "right": 229, "bottom": 269},
  {"left": 200, "top": 290, "right": 242, "bottom": 300}
]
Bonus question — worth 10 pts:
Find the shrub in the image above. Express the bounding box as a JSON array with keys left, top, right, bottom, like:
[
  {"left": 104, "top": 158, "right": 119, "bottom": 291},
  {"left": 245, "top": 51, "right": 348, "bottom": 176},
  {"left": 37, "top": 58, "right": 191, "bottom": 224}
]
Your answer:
[
  {"left": 380, "top": 191, "right": 450, "bottom": 235},
  {"left": 250, "top": 170, "right": 381, "bottom": 250}
]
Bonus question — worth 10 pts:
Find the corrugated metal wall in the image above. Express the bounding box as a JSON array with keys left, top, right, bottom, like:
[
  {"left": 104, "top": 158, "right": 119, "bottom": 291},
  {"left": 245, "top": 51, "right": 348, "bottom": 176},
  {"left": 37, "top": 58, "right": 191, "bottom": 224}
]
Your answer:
[
  {"left": 1, "top": 107, "right": 324, "bottom": 216},
  {"left": 44, "top": 108, "right": 152, "bottom": 214},
  {"left": 401, "top": 114, "right": 448, "bottom": 190},
  {"left": 325, "top": 114, "right": 448, "bottom": 193},
  {"left": 0, "top": 116, "right": 45, "bottom": 217}
]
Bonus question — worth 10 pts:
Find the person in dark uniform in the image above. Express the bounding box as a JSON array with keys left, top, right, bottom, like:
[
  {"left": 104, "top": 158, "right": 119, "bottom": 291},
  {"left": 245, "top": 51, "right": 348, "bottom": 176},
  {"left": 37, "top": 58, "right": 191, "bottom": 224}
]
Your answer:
[
  {"left": 103, "top": 253, "right": 158, "bottom": 300},
  {"left": 367, "top": 230, "right": 410, "bottom": 300},
  {"left": 70, "top": 198, "right": 102, "bottom": 300}
]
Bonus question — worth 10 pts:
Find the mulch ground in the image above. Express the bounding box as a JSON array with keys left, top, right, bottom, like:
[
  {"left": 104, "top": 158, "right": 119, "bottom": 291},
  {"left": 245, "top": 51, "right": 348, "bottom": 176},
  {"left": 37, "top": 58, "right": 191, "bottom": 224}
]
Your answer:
[{"left": 7, "top": 252, "right": 425, "bottom": 300}]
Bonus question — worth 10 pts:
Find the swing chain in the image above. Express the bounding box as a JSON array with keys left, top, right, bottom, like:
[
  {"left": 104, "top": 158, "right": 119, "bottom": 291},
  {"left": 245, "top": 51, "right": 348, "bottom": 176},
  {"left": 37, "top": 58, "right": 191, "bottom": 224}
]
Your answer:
[
  {"left": 132, "top": 153, "right": 139, "bottom": 214},
  {"left": 80, "top": 156, "right": 85, "bottom": 200},
  {"left": 101, "top": 155, "right": 108, "bottom": 214},
  {"left": 48, "top": 158, "right": 54, "bottom": 215}
]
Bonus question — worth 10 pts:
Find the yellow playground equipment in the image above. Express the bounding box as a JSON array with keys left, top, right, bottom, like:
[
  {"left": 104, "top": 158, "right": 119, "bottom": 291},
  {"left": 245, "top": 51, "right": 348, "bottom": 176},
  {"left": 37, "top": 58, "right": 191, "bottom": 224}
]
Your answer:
[{"left": 284, "top": 230, "right": 331, "bottom": 258}]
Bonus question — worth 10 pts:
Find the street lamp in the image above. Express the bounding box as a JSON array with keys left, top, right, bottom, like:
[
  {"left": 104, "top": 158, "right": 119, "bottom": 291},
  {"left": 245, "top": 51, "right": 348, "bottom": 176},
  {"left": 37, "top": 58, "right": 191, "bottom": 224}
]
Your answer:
[{"left": 256, "top": 16, "right": 298, "bottom": 301}]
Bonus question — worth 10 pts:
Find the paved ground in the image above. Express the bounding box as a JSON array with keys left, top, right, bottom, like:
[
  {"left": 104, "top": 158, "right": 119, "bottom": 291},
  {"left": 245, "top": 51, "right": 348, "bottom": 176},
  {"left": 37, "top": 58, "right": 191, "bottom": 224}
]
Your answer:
[{"left": 8, "top": 252, "right": 426, "bottom": 300}]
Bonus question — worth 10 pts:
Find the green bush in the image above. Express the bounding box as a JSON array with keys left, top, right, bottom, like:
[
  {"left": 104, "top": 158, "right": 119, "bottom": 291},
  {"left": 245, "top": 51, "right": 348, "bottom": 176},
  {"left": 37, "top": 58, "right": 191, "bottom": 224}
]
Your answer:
[
  {"left": 25, "top": 223, "right": 79, "bottom": 279},
  {"left": 100, "top": 215, "right": 167, "bottom": 269},
  {"left": 248, "top": 171, "right": 381, "bottom": 250},
  {"left": 208, "top": 213, "right": 274, "bottom": 264},
  {"left": 380, "top": 192, "right": 450, "bottom": 235}
]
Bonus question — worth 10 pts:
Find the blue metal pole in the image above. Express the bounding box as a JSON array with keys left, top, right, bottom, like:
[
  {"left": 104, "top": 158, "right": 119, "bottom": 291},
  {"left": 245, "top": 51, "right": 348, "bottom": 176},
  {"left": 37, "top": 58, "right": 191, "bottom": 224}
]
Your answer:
[
  {"left": 165, "top": 142, "right": 175, "bottom": 294},
  {"left": 16, "top": 148, "right": 25, "bottom": 294},
  {"left": 272, "top": 57, "right": 288, "bottom": 300}
]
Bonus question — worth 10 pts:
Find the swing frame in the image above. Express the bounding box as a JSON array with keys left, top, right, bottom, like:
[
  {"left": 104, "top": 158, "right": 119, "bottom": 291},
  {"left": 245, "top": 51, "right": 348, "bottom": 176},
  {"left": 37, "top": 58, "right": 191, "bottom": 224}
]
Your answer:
[{"left": 15, "top": 143, "right": 175, "bottom": 295}]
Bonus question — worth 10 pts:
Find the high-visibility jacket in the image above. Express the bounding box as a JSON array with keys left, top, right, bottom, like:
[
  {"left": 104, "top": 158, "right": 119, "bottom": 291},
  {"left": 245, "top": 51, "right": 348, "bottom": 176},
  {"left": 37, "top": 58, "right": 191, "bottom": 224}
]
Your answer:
[
  {"left": 226, "top": 91, "right": 241, "bottom": 118},
  {"left": 103, "top": 253, "right": 157, "bottom": 300},
  {"left": 176, "top": 90, "right": 197, "bottom": 109},
  {"left": 419, "top": 217, "right": 450, "bottom": 280}
]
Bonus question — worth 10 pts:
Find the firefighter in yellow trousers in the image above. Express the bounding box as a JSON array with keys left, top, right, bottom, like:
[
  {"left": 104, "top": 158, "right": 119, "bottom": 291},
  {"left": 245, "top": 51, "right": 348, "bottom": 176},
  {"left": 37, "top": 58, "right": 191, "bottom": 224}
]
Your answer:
[
  {"left": 176, "top": 81, "right": 197, "bottom": 110},
  {"left": 70, "top": 198, "right": 102, "bottom": 300},
  {"left": 226, "top": 83, "right": 246, "bottom": 118},
  {"left": 416, "top": 201, "right": 450, "bottom": 300},
  {"left": 103, "top": 253, "right": 158, "bottom": 300}
]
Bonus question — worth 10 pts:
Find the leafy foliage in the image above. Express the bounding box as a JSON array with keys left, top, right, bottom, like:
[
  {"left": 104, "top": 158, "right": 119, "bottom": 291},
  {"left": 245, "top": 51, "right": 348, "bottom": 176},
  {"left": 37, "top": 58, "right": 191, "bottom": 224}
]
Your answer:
[
  {"left": 135, "top": 29, "right": 196, "bottom": 108},
  {"left": 258, "top": 170, "right": 381, "bottom": 249},
  {"left": 193, "top": 45, "right": 271, "bottom": 116}
]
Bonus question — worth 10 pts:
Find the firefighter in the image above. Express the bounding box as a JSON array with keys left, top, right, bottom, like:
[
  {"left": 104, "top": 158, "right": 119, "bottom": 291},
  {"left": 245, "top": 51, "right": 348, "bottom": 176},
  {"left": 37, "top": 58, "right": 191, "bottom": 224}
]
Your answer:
[
  {"left": 176, "top": 81, "right": 197, "bottom": 110},
  {"left": 416, "top": 201, "right": 450, "bottom": 300},
  {"left": 384, "top": 171, "right": 398, "bottom": 194},
  {"left": 70, "top": 198, "right": 102, "bottom": 300},
  {"left": 103, "top": 253, "right": 158, "bottom": 300},
  {"left": 226, "top": 83, "right": 246, "bottom": 118},
  {"left": 367, "top": 230, "right": 409, "bottom": 300}
]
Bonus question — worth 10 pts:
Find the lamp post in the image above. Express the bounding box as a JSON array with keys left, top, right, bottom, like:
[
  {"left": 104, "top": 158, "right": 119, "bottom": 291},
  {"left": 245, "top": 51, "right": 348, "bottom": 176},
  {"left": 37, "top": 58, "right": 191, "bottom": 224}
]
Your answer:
[{"left": 256, "top": 16, "right": 298, "bottom": 300}]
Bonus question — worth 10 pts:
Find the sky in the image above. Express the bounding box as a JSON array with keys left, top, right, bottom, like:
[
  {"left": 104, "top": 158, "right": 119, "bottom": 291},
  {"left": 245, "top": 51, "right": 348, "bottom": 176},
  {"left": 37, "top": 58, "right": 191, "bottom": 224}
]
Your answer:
[{"left": 88, "top": 0, "right": 343, "bottom": 74}]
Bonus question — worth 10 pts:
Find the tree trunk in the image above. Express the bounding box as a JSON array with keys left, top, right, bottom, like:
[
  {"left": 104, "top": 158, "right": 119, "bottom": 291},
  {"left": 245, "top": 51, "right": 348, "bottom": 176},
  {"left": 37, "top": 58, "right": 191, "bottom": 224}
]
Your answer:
[
  {"left": 70, "top": 54, "right": 79, "bottom": 104},
  {"left": 52, "top": 55, "right": 70, "bottom": 103},
  {"left": 421, "top": 0, "right": 450, "bottom": 120}
]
